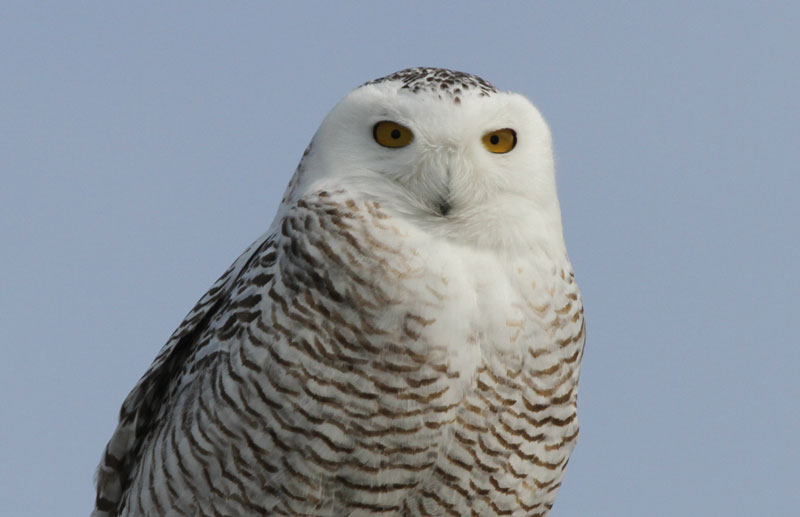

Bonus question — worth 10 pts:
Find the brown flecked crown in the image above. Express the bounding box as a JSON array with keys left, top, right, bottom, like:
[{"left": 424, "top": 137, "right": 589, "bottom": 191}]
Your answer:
[{"left": 363, "top": 67, "right": 498, "bottom": 103}]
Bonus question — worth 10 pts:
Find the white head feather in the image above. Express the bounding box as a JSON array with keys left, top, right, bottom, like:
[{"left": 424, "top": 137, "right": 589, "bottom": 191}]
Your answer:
[{"left": 282, "top": 68, "right": 566, "bottom": 256}]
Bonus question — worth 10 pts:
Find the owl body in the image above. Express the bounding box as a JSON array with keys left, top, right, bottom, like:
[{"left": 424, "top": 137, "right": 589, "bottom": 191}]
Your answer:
[{"left": 94, "top": 68, "right": 584, "bottom": 517}]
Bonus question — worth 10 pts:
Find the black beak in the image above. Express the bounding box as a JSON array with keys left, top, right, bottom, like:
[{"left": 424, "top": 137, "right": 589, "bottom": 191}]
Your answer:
[
  {"left": 437, "top": 169, "right": 452, "bottom": 216},
  {"left": 437, "top": 198, "right": 451, "bottom": 216}
]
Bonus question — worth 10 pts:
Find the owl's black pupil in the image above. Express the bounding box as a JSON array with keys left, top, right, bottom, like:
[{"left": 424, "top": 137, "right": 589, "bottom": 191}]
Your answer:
[
  {"left": 490, "top": 135, "right": 500, "bottom": 145},
  {"left": 391, "top": 129, "right": 401, "bottom": 139}
]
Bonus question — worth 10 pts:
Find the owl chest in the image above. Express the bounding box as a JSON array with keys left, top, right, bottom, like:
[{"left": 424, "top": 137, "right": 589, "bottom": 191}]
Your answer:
[
  {"left": 403, "top": 251, "right": 582, "bottom": 485},
  {"left": 387, "top": 248, "right": 571, "bottom": 369},
  {"left": 206, "top": 226, "right": 582, "bottom": 514}
]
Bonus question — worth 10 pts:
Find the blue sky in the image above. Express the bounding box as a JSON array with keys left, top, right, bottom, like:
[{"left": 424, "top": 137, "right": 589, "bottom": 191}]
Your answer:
[{"left": 1, "top": 2, "right": 798, "bottom": 515}]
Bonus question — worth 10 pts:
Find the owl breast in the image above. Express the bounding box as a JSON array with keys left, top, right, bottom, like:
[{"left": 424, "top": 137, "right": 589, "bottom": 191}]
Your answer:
[{"left": 244, "top": 189, "right": 586, "bottom": 516}]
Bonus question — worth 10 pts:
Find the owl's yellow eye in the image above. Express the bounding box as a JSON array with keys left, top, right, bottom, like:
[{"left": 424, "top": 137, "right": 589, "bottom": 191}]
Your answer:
[
  {"left": 373, "top": 121, "right": 414, "bottom": 148},
  {"left": 482, "top": 128, "right": 517, "bottom": 154}
]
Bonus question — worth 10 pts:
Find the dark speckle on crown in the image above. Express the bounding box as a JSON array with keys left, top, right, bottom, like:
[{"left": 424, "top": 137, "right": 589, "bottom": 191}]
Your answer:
[{"left": 363, "top": 67, "right": 498, "bottom": 103}]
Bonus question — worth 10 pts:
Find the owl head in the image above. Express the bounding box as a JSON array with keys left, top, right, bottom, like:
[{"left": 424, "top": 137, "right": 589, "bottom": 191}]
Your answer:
[{"left": 284, "top": 68, "right": 565, "bottom": 252}]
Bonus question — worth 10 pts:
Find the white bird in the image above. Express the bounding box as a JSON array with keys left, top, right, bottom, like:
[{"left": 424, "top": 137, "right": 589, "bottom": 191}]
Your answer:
[{"left": 93, "top": 67, "right": 585, "bottom": 517}]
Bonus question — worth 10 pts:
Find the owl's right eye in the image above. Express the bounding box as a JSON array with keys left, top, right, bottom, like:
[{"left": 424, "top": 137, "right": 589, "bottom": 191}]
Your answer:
[{"left": 373, "top": 121, "right": 414, "bottom": 148}]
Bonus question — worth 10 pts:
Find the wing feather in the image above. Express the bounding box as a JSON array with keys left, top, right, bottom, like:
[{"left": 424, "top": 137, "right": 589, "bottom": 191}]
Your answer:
[{"left": 92, "top": 234, "right": 274, "bottom": 516}]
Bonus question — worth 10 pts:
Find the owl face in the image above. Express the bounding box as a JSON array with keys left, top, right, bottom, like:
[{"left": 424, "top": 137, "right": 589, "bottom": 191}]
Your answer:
[{"left": 293, "top": 68, "right": 563, "bottom": 250}]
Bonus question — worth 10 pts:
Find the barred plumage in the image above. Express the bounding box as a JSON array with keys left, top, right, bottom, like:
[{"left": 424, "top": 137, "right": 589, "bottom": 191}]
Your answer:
[{"left": 94, "top": 67, "right": 585, "bottom": 517}]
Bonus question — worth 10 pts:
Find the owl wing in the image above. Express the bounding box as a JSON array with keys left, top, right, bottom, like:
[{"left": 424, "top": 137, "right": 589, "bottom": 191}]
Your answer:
[{"left": 92, "top": 233, "right": 274, "bottom": 516}]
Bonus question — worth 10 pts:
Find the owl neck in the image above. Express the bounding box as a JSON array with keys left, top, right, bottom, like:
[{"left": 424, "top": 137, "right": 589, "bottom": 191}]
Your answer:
[{"left": 436, "top": 200, "right": 568, "bottom": 259}]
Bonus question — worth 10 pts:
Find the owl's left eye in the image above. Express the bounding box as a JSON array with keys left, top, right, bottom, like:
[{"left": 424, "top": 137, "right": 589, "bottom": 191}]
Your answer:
[
  {"left": 482, "top": 128, "right": 517, "bottom": 154},
  {"left": 373, "top": 121, "right": 414, "bottom": 148}
]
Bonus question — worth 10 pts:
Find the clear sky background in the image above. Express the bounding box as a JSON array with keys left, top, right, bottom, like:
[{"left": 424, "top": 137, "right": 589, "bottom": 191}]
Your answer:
[{"left": 1, "top": 2, "right": 798, "bottom": 515}]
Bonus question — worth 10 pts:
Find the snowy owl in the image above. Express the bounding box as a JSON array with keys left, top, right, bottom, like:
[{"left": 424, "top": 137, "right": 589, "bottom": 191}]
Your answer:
[{"left": 93, "top": 67, "right": 585, "bottom": 516}]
